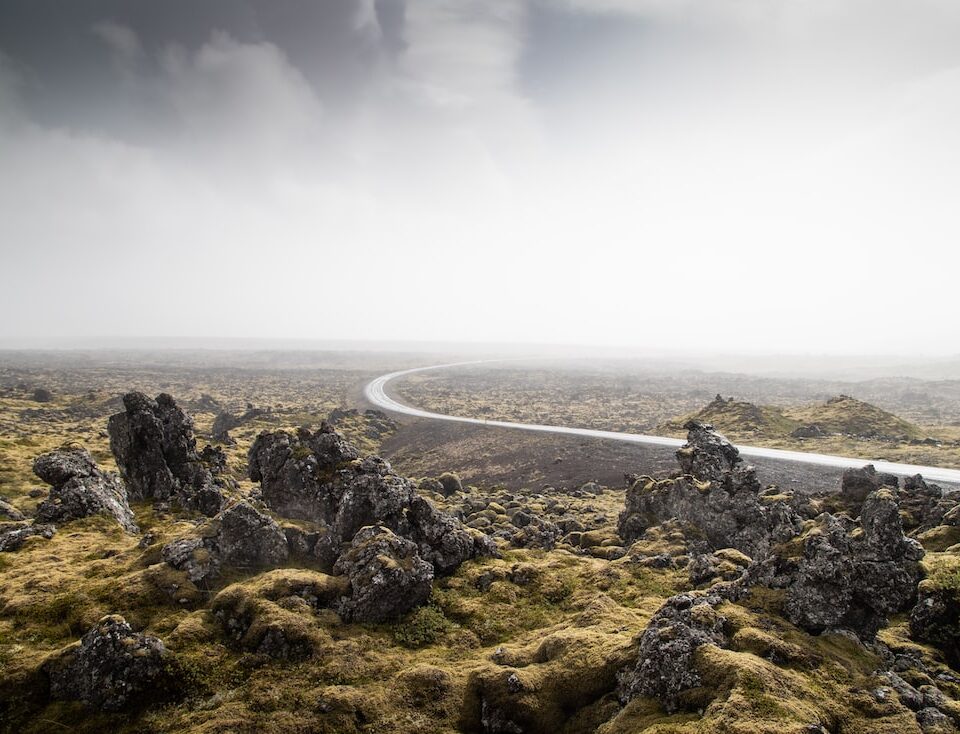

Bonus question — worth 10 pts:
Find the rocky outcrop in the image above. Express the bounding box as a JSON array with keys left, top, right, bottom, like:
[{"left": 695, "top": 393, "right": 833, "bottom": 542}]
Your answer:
[
  {"left": 247, "top": 423, "right": 360, "bottom": 519},
  {"left": 837, "top": 467, "right": 956, "bottom": 531},
  {"left": 618, "top": 422, "right": 802, "bottom": 559},
  {"left": 784, "top": 489, "right": 924, "bottom": 639},
  {"left": 161, "top": 501, "right": 289, "bottom": 585},
  {"left": 910, "top": 581, "right": 960, "bottom": 669},
  {"left": 509, "top": 514, "right": 563, "bottom": 550},
  {"left": 900, "top": 474, "right": 957, "bottom": 532},
  {"left": 248, "top": 425, "right": 492, "bottom": 575},
  {"left": 840, "top": 464, "right": 899, "bottom": 506},
  {"left": 33, "top": 447, "right": 137, "bottom": 532},
  {"left": 333, "top": 525, "right": 434, "bottom": 623},
  {"left": 675, "top": 421, "right": 742, "bottom": 482},
  {"left": 791, "top": 424, "right": 825, "bottom": 438},
  {"left": 0, "top": 521, "right": 55, "bottom": 552},
  {"left": 108, "top": 392, "right": 225, "bottom": 516},
  {"left": 407, "top": 495, "right": 494, "bottom": 575},
  {"left": 437, "top": 472, "right": 463, "bottom": 496},
  {"left": 618, "top": 591, "right": 728, "bottom": 712},
  {"left": 44, "top": 615, "right": 167, "bottom": 711}
]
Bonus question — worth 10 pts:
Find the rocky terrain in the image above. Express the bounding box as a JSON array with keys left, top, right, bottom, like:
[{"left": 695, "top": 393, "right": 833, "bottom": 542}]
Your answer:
[{"left": 3, "top": 354, "right": 960, "bottom": 732}]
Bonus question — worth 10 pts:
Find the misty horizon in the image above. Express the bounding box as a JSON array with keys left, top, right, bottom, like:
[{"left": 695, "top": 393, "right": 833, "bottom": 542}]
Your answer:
[{"left": 1, "top": 1, "right": 958, "bottom": 354}]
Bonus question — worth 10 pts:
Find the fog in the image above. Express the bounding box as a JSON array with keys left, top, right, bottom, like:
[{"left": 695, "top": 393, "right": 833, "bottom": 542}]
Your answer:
[{"left": 0, "top": 1, "right": 958, "bottom": 354}]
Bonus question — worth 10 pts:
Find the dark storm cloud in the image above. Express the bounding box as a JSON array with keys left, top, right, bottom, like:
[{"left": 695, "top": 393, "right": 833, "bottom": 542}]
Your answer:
[{"left": 0, "top": 0, "right": 405, "bottom": 140}]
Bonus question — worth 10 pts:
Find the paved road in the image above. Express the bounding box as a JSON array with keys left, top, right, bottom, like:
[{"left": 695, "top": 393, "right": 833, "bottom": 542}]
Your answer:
[{"left": 364, "top": 361, "right": 960, "bottom": 486}]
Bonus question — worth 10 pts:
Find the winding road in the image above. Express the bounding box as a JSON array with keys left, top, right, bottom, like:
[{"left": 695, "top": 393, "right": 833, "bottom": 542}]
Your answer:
[{"left": 364, "top": 361, "right": 960, "bottom": 486}]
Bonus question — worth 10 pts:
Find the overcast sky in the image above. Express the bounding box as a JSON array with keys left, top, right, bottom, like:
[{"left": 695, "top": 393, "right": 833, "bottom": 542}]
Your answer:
[{"left": 0, "top": 1, "right": 957, "bottom": 354}]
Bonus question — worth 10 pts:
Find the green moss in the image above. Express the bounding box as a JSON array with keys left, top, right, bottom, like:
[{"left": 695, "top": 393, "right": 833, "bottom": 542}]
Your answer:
[
  {"left": 393, "top": 606, "right": 452, "bottom": 648},
  {"left": 291, "top": 444, "right": 313, "bottom": 460}
]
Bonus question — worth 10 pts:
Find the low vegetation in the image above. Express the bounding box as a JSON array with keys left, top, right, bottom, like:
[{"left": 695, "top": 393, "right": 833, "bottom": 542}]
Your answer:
[{"left": 1, "top": 353, "right": 959, "bottom": 732}]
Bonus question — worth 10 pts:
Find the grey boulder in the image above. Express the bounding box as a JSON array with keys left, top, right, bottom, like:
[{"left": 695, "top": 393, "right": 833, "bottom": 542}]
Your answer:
[
  {"left": 33, "top": 446, "right": 137, "bottom": 532},
  {"left": 334, "top": 525, "right": 434, "bottom": 623},
  {"left": 162, "top": 500, "right": 289, "bottom": 585}
]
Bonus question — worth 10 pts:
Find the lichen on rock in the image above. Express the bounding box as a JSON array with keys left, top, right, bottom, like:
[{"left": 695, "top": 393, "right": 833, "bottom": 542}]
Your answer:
[
  {"left": 43, "top": 615, "right": 168, "bottom": 711},
  {"left": 33, "top": 445, "right": 137, "bottom": 532},
  {"left": 161, "top": 500, "right": 289, "bottom": 585},
  {"left": 333, "top": 525, "right": 434, "bottom": 623},
  {"left": 617, "top": 421, "right": 803, "bottom": 559}
]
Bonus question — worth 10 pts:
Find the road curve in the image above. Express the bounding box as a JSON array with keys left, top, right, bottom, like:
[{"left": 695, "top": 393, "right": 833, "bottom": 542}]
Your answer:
[{"left": 364, "top": 361, "right": 960, "bottom": 485}]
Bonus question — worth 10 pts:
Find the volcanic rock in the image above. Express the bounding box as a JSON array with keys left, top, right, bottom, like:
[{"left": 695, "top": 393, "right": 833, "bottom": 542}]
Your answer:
[
  {"left": 900, "top": 474, "right": 957, "bottom": 531},
  {"left": 0, "top": 521, "right": 55, "bottom": 552},
  {"left": 675, "top": 420, "right": 743, "bottom": 482},
  {"left": 0, "top": 497, "right": 24, "bottom": 521},
  {"left": 840, "top": 464, "right": 899, "bottom": 506},
  {"left": 784, "top": 489, "right": 924, "bottom": 639},
  {"left": 408, "top": 495, "right": 493, "bottom": 575},
  {"left": 248, "top": 425, "right": 492, "bottom": 575},
  {"left": 618, "top": 422, "right": 802, "bottom": 558},
  {"left": 44, "top": 615, "right": 167, "bottom": 711},
  {"left": 910, "top": 581, "right": 960, "bottom": 669},
  {"left": 618, "top": 591, "right": 728, "bottom": 712},
  {"left": 212, "top": 411, "right": 240, "bottom": 443},
  {"left": 31, "top": 387, "right": 53, "bottom": 403},
  {"left": 247, "top": 423, "right": 360, "bottom": 519},
  {"left": 161, "top": 500, "right": 289, "bottom": 585},
  {"left": 108, "top": 392, "right": 225, "bottom": 515},
  {"left": 333, "top": 525, "right": 434, "bottom": 623},
  {"left": 437, "top": 473, "right": 464, "bottom": 496},
  {"left": 509, "top": 514, "right": 563, "bottom": 551},
  {"left": 33, "top": 446, "right": 137, "bottom": 532}
]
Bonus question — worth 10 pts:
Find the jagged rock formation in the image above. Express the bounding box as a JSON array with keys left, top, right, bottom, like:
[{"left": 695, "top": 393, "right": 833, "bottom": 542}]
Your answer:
[
  {"left": 838, "top": 465, "right": 958, "bottom": 531},
  {"left": 617, "top": 591, "right": 728, "bottom": 712},
  {"left": 0, "top": 521, "right": 55, "bottom": 551},
  {"left": 248, "top": 424, "right": 492, "bottom": 575},
  {"left": 161, "top": 500, "right": 289, "bottom": 585},
  {"left": 615, "top": 423, "right": 941, "bottom": 715},
  {"left": 43, "top": 615, "right": 167, "bottom": 711},
  {"left": 910, "top": 581, "right": 960, "bottom": 669},
  {"left": 783, "top": 489, "right": 925, "bottom": 639},
  {"left": 33, "top": 446, "right": 137, "bottom": 532},
  {"left": 675, "top": 420, "right": 742, "bottom": 481},
  {"left": 333, "top": 525, "right": 434, "bottom": 623},
  {"left": 900, "top": 474, "right": 958, "bottom": 532},
  {"left": 617, "top": 421, "right": 803, "bottom": 559},
  {"left": 108, "top": 392, "right": 225, "bottom": 516},
  {"left": 248, "top": 423, "right": 360, "bottom": 518},
  {"left": 407, "top": 495, "right": 489, "bottom": 574}
]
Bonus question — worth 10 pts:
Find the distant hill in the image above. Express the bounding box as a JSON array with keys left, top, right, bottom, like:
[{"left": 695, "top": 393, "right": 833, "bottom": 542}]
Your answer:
[
  {"left": 786, "top": 394, "right": 921, "bottom": 441},
  {"left": 662, "top": 394, "right": 798, "bottom": 436},
  {"left": 663, "top": 393, "right": 924, "bottom": 442}
]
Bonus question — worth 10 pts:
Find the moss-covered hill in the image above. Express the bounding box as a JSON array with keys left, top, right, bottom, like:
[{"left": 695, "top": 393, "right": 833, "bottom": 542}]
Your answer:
[
  {"left": 664, "top": 393, "right": 923, "bottom": 442},
  {"left": 788, "top": 394, "right": 922, "bottom": 440},
  {"left": 657, "top": 393, "right": 960, "bottom": 470}
]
